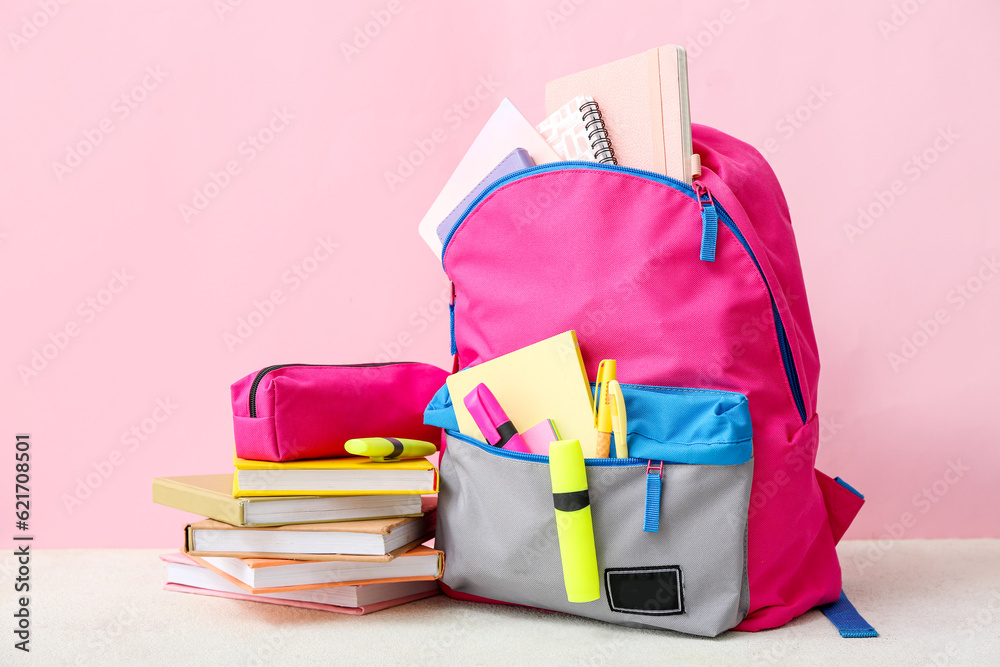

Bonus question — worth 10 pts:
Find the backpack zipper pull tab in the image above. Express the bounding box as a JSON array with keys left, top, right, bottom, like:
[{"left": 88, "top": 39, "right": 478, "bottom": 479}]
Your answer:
[
  {"left": 644, "top": 460, "right": 664, "bottom": 532},
  {"left": 693, "top": 181, "right": 717, "bottom": 262}
]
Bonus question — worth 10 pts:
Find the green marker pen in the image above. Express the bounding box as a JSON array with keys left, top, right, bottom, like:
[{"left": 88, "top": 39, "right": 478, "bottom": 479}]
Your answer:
[
  {"left": 549, "top": 438, "right": 600, "bottom": 603},
  {"left": 344, "top": 437, "right": 437, "bottom": 462}
]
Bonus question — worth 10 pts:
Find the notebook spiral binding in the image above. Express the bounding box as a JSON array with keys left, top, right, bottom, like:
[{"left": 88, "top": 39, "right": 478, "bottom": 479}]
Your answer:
[{"left": 579, "top": 100, "right": 617, "bottom": 165}]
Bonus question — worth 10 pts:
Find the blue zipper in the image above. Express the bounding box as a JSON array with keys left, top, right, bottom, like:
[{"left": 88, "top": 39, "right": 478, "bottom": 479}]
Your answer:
[
  {"left": 447, "top": 430, "right": 647, "bottom": 467},
  {"left": 441, "top": 161, "right": 695, "bottom": 264},
  {"left": 441, "top": 161, "right": 807, "bottom": 425},
  {"left": 448, "top": 428, "right": 665, "bottom": 532}
]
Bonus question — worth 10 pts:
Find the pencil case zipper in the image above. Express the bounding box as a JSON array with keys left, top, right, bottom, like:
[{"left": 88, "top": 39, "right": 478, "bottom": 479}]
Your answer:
[{"left": 248, "top": 362, "right": 418, "bottom": 417}]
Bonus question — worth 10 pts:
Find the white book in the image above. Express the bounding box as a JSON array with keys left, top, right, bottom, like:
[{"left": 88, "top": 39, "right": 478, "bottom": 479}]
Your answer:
[
  {"left": 417, "top": 98, "right": 561, "bottom": 257},
  {"left": 196, "top": 545, "right": 442, "bottom": 592}
]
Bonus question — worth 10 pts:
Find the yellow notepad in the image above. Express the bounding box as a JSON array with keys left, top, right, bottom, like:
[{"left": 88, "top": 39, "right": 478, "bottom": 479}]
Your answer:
[{"left": 447, "top": 331, "right": 597, "bottom": 456}]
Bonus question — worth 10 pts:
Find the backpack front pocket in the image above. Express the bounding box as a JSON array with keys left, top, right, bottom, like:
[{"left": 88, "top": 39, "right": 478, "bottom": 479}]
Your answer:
[{"left": 430, "top": 382, "right": 754, "bottom": 637}]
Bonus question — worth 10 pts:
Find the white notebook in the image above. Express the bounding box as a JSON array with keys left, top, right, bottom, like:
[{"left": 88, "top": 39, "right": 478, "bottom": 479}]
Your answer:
[{"left": 418, "top": 98, "right": 560, "bottom": 258}]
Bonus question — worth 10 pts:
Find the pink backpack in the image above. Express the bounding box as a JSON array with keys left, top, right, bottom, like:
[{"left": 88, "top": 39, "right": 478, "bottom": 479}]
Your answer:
[{"left": 428, "top": 124, "right": 872, "bottom": 636}]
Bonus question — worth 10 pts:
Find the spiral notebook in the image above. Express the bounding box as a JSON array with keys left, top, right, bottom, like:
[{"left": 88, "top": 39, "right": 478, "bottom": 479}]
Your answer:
[{"left": 536, "top": 95, "right": 617, "bottom": 164}]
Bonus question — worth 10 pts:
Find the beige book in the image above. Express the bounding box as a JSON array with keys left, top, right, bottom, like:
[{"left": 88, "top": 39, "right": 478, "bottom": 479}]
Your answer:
[{"left": 152, "top": 474, "right": 424, "bottom": 527}]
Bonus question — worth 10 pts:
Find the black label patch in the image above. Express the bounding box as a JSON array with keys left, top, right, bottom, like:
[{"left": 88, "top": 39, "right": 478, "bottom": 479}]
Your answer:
[{"left": 605, "top": 566, "right": 684, "bottom": 616}]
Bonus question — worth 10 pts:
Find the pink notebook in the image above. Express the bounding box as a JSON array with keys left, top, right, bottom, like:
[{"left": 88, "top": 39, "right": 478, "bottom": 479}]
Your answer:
[
  {"left": 161, "top": 583, "right": 438, "bottom": 615},
  {"left": 161, "top": 552, "right": 439, "bottom": 615},
  {"left": 545, "top": 45, "right": 694, "bottom": 183}
]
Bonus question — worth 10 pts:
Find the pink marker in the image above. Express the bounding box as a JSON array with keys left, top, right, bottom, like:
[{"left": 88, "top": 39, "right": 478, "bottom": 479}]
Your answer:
[{"left": 463, "top": 383, "right": 531, "bottom": 453}]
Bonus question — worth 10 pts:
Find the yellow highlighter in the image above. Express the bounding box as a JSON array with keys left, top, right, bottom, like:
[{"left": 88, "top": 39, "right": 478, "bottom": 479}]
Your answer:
[
  {"left": 594, "top": 359, "right": 617, "bottom": 458},
  {"left": 549, "top": 439, "right": 600, "bottom": 603},
  {"left": 608, "top": 380, "right": 628, "bottom": 459},
  {"left": 344, "top": 437, "right": 437, "bottom": 462}
]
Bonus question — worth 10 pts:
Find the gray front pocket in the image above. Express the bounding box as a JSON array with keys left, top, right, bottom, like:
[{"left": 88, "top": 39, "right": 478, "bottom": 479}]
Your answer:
[{"left": 438, "top": 434, "right": 752, "bottom": 636}]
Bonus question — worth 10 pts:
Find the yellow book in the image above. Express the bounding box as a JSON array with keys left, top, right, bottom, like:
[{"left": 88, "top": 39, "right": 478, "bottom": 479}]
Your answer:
[
  {"left": 447, "top": 331, "right": 597, "bottom": 456},
  {"left": 232, "top": 455, "right": 439, "bottom": 498}
]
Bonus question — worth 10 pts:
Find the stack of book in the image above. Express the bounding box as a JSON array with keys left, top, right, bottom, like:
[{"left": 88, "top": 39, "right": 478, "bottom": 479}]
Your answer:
[{"left": 152, "top": 454, "right": 443, "bottom": 615}]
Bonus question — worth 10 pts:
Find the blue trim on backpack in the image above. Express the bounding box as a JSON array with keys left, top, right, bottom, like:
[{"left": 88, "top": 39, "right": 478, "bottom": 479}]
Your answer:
[
  {"left": 444, "top": 428, "right": 648, "bottom": 467},
  {"left": 423, "top": 382, "right": 460, "bottom": 433},
  {"left": 835, "top": 476, "right": 864, "bottom": 499},
  {"left": 821, "top": 590, "right": 878, "bottom": 638},
  {"left": 439, "top": 161, "right": 808, "bottom": 425},
  {"left": 424, "top": 381, "right": 752, "bottom": 466}
]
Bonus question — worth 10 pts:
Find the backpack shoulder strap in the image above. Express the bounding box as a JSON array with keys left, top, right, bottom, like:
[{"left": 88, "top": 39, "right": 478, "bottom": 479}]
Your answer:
[{"left": 821, "top": 590, "right": 878, "bottom": 638}]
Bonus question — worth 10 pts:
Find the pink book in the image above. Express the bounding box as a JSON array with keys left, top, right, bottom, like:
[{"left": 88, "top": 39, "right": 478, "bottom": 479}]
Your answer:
[
  {"left": 160, "top": 552, "right": 439, "bottom": 615},
  {"left": 545, "top": 45, "right": 694, "bottom": 183}
]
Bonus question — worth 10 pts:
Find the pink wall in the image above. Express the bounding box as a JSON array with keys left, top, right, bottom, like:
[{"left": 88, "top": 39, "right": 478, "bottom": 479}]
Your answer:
[{"left": 3, "top": 0, "right": 997, "bottom": 547}]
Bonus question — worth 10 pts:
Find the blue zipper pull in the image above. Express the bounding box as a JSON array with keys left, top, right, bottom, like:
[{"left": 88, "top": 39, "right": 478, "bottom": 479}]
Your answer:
[
  {"left": 644, "top": 460, "right": 664, "bottom": 532},
  {"left": 693, "top": 181, "right": 717, "bottom": 262}
]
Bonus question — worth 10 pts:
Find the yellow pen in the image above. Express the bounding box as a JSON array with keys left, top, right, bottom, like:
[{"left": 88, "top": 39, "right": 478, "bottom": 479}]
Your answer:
[
  {"left": 608, "top": 380, "right": 628, "bottom": 458},
  {"left": 594, "top": 360, "right": 616, "bottom": 458}
]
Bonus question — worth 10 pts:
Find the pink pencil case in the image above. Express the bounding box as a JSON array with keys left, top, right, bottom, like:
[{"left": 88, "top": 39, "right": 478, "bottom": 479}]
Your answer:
[{"left": 231, "top": 362, "right": 450, "bottom": 462}]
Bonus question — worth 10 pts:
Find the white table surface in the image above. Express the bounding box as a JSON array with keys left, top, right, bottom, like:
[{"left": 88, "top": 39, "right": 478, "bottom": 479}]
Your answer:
[{"left": 5, "top": 539, "right": 999, "bottom": 665}]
